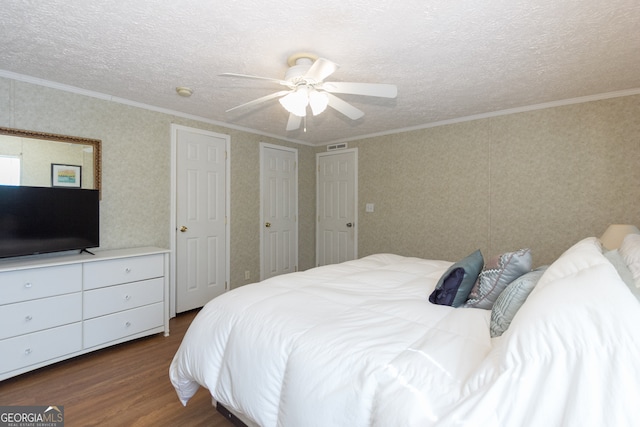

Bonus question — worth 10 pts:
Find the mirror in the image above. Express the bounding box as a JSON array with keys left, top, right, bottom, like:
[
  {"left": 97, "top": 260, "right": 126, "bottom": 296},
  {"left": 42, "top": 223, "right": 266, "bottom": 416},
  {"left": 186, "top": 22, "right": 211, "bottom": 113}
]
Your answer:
[{"left": 0, "top": 126, "right": 101, "bottom": 195}]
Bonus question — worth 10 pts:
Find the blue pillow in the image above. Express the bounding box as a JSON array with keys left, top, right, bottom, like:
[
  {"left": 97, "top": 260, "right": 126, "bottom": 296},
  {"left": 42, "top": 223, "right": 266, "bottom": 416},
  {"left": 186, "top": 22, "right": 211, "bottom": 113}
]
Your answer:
[
  {"left": 429, "top": 267, "right": 465, "bottom": 306},
  {"left": 429, "top": 250, "right": 483, "bottom": 307}
]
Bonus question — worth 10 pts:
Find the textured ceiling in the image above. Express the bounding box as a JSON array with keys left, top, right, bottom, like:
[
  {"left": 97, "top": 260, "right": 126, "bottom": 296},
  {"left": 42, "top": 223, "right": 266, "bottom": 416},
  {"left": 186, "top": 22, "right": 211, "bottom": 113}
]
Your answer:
[{"left": 1, "top": 0, "right": 639, "bottom": 145}]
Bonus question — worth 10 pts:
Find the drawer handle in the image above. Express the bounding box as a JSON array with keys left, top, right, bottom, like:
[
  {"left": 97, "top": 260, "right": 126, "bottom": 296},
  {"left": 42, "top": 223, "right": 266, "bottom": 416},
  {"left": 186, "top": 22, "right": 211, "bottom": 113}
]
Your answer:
[
  {"left": 25, "top": 315, "right": 33, "bottom": 322},
  {"left": 125, "top": 268, "right": 132, "bottom": 273},
  {"left": 25, "top": 348, "right": 32, "bottom": 355},
  {"left": 125, "top": 295, "right": 131, "bottom": 301},
  {"left": 24, "top": 282, "right": 33, "bottom": 289},
  {"left": 125, "top": 321, "right": 131, "bottom": 328}
]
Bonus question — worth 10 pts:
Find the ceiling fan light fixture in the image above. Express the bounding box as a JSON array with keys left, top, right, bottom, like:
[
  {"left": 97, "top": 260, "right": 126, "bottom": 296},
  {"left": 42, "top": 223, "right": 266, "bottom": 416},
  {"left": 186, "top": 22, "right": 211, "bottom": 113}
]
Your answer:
[
  {"left": 279, "top": 87, "right": 309, "bottom": 117},
  {"left": 309, "top": 90, "right": 329, "bottom": 116},
  {"left": 222, "top": 53, "right": 397, "bottom": 131}
]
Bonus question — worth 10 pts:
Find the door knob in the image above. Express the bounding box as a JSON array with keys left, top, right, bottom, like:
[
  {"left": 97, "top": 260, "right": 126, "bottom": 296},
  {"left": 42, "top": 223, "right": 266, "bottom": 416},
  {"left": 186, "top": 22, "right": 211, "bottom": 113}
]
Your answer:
[
  {"left": 180, "top": 225, "right": 188, "bottom": 232},
  {"left": 265, "top": 222, "right": 271, "bottom": 228},
  {"left": 346, "top": 222, "right": 353, "bottom": 228}
]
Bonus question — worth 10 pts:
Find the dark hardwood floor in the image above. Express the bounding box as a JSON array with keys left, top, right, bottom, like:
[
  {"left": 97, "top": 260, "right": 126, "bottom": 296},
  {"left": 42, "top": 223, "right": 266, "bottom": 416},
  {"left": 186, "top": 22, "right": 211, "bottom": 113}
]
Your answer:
[{"left": 0, "top": 309, "right": 232, "bottom": 426}]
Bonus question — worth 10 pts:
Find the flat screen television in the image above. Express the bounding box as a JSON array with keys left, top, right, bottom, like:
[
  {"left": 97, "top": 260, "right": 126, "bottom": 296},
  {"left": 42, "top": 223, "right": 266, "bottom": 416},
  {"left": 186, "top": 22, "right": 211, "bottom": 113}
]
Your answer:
[{"left": 0, "top": 185, "right": 99, "bottom": 258}]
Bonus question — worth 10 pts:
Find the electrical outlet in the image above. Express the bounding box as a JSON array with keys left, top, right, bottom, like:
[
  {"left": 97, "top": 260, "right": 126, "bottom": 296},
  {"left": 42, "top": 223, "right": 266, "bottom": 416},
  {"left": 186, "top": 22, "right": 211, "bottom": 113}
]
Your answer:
[{"left": 244, "top": 270, "right": 250, "bottom": 280}]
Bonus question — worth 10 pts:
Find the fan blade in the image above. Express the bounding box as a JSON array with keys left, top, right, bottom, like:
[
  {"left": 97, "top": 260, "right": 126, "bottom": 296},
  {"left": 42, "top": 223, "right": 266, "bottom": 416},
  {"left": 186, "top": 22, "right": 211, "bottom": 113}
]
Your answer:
[
  {"left": 220, "top": 73, "right": 293, "bottom": 88},
  {"left": 226, "top": 90, "right": 292, "bottom": 113},
  {"left": 326, "top": 93, "right": 364, "bottom": 120},
  {"left": 322, "top": 81, "right": 397, "bottom": 98},
  {"left": 286, "top": 113, "right": 302, "bottom": 131},
  {"left": 304, "top": 58, "right": 339, "bottom": 82}
]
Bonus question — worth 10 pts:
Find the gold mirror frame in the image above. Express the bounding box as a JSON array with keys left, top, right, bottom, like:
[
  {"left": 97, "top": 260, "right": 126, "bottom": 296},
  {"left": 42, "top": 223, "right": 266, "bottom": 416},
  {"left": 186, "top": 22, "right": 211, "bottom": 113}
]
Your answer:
[{"left": 0, "top": 126, "right": 101, "bottom": 195}]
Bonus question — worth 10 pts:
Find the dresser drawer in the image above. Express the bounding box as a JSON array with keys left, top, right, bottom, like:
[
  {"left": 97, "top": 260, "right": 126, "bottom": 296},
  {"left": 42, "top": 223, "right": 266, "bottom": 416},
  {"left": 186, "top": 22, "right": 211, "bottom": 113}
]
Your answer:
[
  {"left": 0, "top": 293, "right": 82, "bottom": 340},
  {"left": 83, "top": 277, "right": 164, "bottom": 319},
  {"left": 0, "top": 264, "right": 82, "bottom": 305},
  {"left": 83, "top": 302, "right": 164, "bottom": 348},
  {"left": 0, "top": 323, "right": 82, "bottom": 375},
  {"left": 83, "top": 254, "right": 164, "bottom": 290}
]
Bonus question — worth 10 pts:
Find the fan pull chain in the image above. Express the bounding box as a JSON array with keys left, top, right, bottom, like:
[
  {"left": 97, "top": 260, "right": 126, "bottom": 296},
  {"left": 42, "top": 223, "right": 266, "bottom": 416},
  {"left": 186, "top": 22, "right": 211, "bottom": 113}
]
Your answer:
[{"left": 303, "top": 115, "right": 307, "bottom": 132}]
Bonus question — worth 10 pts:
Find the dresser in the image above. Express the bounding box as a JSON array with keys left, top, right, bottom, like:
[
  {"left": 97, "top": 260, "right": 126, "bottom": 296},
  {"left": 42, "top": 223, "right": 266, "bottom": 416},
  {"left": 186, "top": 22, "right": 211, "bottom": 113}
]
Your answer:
[{"left": 0, "top": 247, "right": 170, "bottom": 381}]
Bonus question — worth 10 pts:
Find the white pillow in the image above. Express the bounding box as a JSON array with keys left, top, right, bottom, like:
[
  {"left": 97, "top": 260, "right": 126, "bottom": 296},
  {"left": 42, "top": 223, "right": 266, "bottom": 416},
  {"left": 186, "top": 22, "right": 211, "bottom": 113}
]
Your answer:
[{"left": 619, "top": 233, "right": 640, "bottom": 288}]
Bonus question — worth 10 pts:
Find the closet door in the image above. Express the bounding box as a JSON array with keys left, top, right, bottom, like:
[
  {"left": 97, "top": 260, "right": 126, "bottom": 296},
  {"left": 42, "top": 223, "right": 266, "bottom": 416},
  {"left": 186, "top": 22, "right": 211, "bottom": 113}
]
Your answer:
[
  {"left": 316, "top": 149, "right": 357, "bottom": 266},
  {"left": 174, "top": 126, "right": 229, "bottom": 313},
  {"left": 260, "top": 143, "right": 298, "bottom": 280}
]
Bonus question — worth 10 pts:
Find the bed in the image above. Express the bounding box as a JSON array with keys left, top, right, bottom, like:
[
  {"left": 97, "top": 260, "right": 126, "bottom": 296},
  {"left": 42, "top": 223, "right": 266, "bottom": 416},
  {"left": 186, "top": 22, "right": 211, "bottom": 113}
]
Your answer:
[{"left": 170, "top": 236, "right": 640, "bottom": 426}]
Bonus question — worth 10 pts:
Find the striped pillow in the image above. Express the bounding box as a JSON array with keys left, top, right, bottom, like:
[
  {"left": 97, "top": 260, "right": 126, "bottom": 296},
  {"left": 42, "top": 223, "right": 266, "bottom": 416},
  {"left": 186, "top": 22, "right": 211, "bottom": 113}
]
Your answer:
[
  {"left": 490, "top": 266, "right": 547, "bottom": 337},
  {"left": 464, "top": 248, "right": 532, "bottom": 310}
]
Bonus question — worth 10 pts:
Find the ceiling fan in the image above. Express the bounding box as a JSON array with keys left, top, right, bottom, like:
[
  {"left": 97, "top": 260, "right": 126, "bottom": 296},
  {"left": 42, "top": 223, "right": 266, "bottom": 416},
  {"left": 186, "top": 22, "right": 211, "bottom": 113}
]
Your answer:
[{"left": 221, "top": 53, "right": 398, "bottom": 131}]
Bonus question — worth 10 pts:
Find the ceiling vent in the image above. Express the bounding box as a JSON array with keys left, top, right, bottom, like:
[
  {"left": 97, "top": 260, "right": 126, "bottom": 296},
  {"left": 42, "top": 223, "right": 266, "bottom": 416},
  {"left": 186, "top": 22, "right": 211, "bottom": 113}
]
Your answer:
[{"left": 327, "top": 143, "right": 348, "bottom": 151}]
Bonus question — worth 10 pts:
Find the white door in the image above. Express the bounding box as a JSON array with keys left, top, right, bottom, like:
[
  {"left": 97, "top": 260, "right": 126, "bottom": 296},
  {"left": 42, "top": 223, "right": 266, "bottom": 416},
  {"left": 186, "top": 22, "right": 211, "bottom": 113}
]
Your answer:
[
  {"left": 261, "top": 143, "right": 298, "bottom": 280},
  {"left": 316, "top": 149, "right": 357, "bottom": 266},
  {"left": 173, "top": 125, "right": 229, "bottom": 313}
]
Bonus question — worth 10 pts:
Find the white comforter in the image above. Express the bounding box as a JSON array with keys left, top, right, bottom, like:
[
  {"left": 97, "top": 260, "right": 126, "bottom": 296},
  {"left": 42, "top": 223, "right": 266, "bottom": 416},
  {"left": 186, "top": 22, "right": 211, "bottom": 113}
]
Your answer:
[{"left": 170, "top": 238, "right": 640, "bottom": 426}]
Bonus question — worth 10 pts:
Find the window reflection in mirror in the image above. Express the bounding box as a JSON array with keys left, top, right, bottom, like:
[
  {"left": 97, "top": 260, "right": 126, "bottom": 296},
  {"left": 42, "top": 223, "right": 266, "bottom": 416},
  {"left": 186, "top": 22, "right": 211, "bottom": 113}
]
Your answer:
[
  {"left": 0, "top": 127, "right": 101, "bottom": 194},
  {"left": 0, "top": 155, "right": 21, "bottom": 185}
]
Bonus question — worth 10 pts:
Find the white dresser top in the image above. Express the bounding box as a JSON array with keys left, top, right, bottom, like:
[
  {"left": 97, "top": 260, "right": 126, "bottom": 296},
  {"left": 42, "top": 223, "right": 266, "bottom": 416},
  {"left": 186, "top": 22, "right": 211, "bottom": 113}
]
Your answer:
[{"left": 0, "top": 247, "right": 170, "bottom": 272}]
